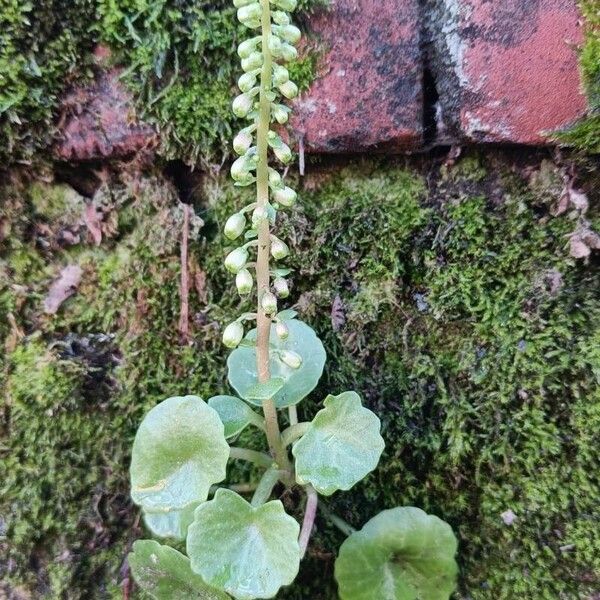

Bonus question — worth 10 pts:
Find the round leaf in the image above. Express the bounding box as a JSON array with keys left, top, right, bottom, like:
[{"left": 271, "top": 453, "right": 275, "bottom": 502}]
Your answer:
[
  {"left": 143, "top": 505, "right": 196, "bottom": 541},
  {"left": 292, "top": 391, "right": 385, "bottom": 495},
  {"left": 130, "top": 395, "right": 230, "bottom": 512},
  {"left": 128, "top": 539, "right": 229, "bottom": 600},
  {"left": 227, "top": 319, "right": 325, "bottom": 408},
  {"left": 334, "top": 507, "right": 458, "bottom": 600},
  {"left": 187, "top": 488, "right": 300, "bottom": 600},
  {"left": 208, "top": 395, "right": 263, "bottom": 439}
]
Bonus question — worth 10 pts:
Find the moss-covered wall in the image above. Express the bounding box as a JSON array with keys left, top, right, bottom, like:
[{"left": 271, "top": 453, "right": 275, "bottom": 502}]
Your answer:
[{"left": 1, "top": 151, "right": 599, "bottom": 599}]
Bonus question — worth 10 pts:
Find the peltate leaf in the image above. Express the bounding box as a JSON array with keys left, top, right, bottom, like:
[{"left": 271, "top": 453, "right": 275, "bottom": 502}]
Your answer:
[
  {"left": 227, "top": 319, "right": 325, "bottom": 408},
  {"left": 143, "top": 505, "right": 196, "bottom": 541},
  {"left": 208, "top": 395, "right": 264, "bottom": 439},
  {"left": 334, "top": 507, "right": 458, "bottom": 600},
  {"left": 292, "top": 391, "right": 384, "bottom": 495},
  {"left": 187, "top": 489, "right": 300, "bottom": 600},
  {"left": 128, "top": 539, "right": 230, "bottom": 599},
  {"left": 244, "top": 377, "right": 285, "bottom": 401},
  {"left": 130, "top": 395, "right": 229, "bottom": 512}
]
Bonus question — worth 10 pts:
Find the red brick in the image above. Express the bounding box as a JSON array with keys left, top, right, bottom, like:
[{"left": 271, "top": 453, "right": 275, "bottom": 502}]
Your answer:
[
  {"left": 292, "top": 0, "right": 423, "bottom": 153},
  {"left": 440, "top": 0, "right": 587, "bottom": 144},
  {"left": 54, "top": 69, "right": 157, "bottom": 161}
]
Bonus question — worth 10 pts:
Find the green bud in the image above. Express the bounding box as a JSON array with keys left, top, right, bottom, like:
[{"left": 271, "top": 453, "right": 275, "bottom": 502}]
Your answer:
[
  {"left": 225, "top": 247, "right": 249, "bottom": 273},
  {"left": 233, "top": 0, "right": 255, "bottom": 7},
  {"left": 280, "top": 349, "right": 302, "bottom": 369},
  {"left": 271, "top": 0, "right": 297, "bottom": 12},
  {"left": 274, "top": 24, "right": 301, "bottom": 44},
  {"left": 224, "top": 212, "right": 246, "bottom": 240},
  {"left": 271, "top": 103, "right": 290, "bottom": 124},
  {"left": 235, "top": 268, "right": 253, "bottom": 295},
  {"left": 278, "top": 80, "right": 298, "bottom": 99},
  {"left": 241, "top": 51, "right": 263, "bottom": 72},
  {"left": 232, "top": 93, "right": 254, "bottom": 118},
  {"left": 231, "top": 155, "right": 254, "bottom": 182},
  {"left": 261, "top": 291, "right": 278, "bottom": 315},
  {"left": 273, "top": 277, "right": 289, "bottom": 298},
  {"left": 223, "top": 321, "right": 244, "bottom": 348},
  {"left": 273, "top": 185, "right": 297, "bottom": 207},
  {"left": 237, "top": 3, "right": 262, "bottom": 25},
  {"left": 237, "top": 37, "right": 260, "bottom": 58},
  {"left": 238, "top": 71, "right": 258, "bottom": 93},
  {"left": 268, "top": 35, "right": 283, "bottom": 55},
  {"left": 268, "top": 168, "right": 283, "bottom": 188},
  {"left": 272, "top": 65, "right": 290, "bottom": 86},
  {"left": 252, "top": 206, "right": 269, "bottom": 226},
  {"left": 280, "top": 43, "right": 298, "bottom": 62},
  {"left": 233, "top": 129, "right": 253, "bottom": 155},
  {"left": 272, "top": 10, "right": 291, "bottom": 26},
  {"left": 270, "top": 237, "right": 290, "bottom": 260},
  {"left": 274, "top": 143, "right": 293, "bottom": 164},
  {"left": 275, "top": 320, "right": 289, "bottom": 340}
]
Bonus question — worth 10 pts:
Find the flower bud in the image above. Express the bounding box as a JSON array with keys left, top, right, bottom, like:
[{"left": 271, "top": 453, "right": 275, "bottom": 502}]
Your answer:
[
  {"left": 273, "top": 277, "right": 289, "bottom": 298},
  {"left": 272, "top": 10, "right": 291, "bottom": 25},
  {"left": 275, "top": 320, "right": 289, "bottom": 340},
  {"left": 268, "top": 35, "right": 283, "bottom": 56},
  {"left": 275, "top": 24, "right": 301, "bottom": 44},
  {"left": 235, "top": 268, "right": 253, "bottom": 295},
  {"left": 223, "top": 321, "right": 244, "bottom": 348},
  {"left": 231, "top": 155, "right": 254, "bottom": 182},
  {"left": 237, "top": 3, "right": 261, "bottom": 25},
  {"left": 234, "top": 0, "right": 255, "bottom": 7},
  {"left": 232, "top": 93, "right": 254, "bottom": 118},
  {"left": 280, "top": 43, "right": 298, "bottom": 62},
  {"left": 272, "top": 65, "right": 289, "bottom": 87},
  {"left": 270, "top": 237, "right": 289, "bottom": 260},
  {"left": 224, "top": 213, "right": 246, "bottom": 240},
  {"left": 237, "top": 37, "right": 260, "bottom": 58},
  {"left": 261, "top": 291, "right": 278, "bottom": 315},
  {"left": 225, "top": 247, "right": 249, "bottom": 274},
  {"left": 280, "top": 350, "right": 302, "bottom": 369},
  {"left": 273, "top": 185, "right": 297, "bottom": 207},
  {"left": 268, "top": 168, "right": 283, "bottom": 188},
  {"left": 274, "top": 143, "right": 292, "bottom": 164},
  {"left": 233, "top": 129, "right": 253, "bottom": 155},
  {"left": 252, "top": 206, "right": 269, "bottom": 227},
  {"left": 238, "top": 71, "right": 257, "bottom": 93},
  {"left": 241, "top": 51, "right": 263, "bottom": 72},
  {"left": 272, "top": 0, "right": 297, "bottom": 11},
  {"left": 278, "top": 80, "right": 298, "bottom": 99},
  {"left": 271, "top": 104, "right": 290, "bottom": 124}
]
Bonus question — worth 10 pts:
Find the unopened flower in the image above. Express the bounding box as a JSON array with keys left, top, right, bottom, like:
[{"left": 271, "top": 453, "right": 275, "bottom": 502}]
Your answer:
[
  {"left": 233, "top": 129, "right": 253, "bottom": 155},
  {"left": 233, "top": 0, "right": 255, "bottom": 7},
  {"left": 268, "top": 168, "right": 283, "bottom": 188},
  {"left": 271, "top": 104, "right": 290, "bottom": 124},
  {"left": 225, "top": 247, "right": 249, "bottom": 273},
  {"left": 252, "top": 206, "right": 269, "bottom": 226},
  {"left": 280, "top": 350, "right": 302, "bottom": 369},
  {"left": 272, "top": 10, "right": 291, "bottom": 26},
  {"left": 272, "top": 65, "right": 289, "bottom": 87},
  {"left": 238, "top": 71, "right": 257, "bottom": 93},
  {"left": 273, "top": 277, "right": 289, "bottom": 298},
  {"left": 271, "top": 237, "right": 290, "bottom": 260},
  {"left": 272, "top": 0, "right": 297, "bottom": 12},
  {"left": 268, "top": 35, "right": 283, "bottom": 55},
  {"left": 273, "top": 186, "right": 296, "bottom": 207},
  {"left": 273, "top": 143, "right": 292, "bottom": 164},
  {"left": 241, "top": 51, "right": 263, "bottom": 72},
  {"left": 231, "top": 155, "right": 254, "bottom": 182},
  {"left": 237, "top": 3, "right": 262, "bottom": 25},
  {"left": 232, "top": 93, "right": 254, "bottom": 118},
  {"left": 236, "top": 269, "right": 253, "bottom": 295},
  {"left": 223, "top": 321, "right": 244, "bottom": 348},
  {"left": 275, "top": 320, "right": 289, "bottom": 340},
  {"left": 274, "top": 24, "right": 301, "bottom": 44},
  {"left": 237, "top": 37, "right": 260, "bottom": 59},
  {"left": 278, "top": 80, "right": 298, "bottom": 99},
  {"left": 261, "top": 291, "right": 278, "bottom": 315},
  {"left": 280, "top": 43, "right": 298, "bottom": 62},
  {"left": 224, "top": 213, "right": 246, "bottom": 240}
]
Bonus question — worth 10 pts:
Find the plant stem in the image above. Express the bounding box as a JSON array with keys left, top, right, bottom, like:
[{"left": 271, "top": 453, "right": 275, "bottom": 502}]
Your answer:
[
  {"left": 255, "top": 0, "right": 291, "bottom": 475},
  {"left": 288, "top": 404, "right": 298, "bottom": 426},
  {"left": 281, "top": 422, "right": 310, "bottom": 447},
  {"left": 318, "top": 502, "right": 357, "bottom": 538},
  {"left": 229, "top": 446, "right": 274, "bottom": 468},
  {"left": 251, "top": 467, "right": 282, "bottom": 506},
  {"left": 299, "top": 485, "right": 318, "bottom": 558}
]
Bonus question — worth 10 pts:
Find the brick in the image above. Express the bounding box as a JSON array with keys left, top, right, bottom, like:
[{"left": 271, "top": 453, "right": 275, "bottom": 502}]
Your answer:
[
  {"left": 54, "top": 68, "right": 157, "bottom": 161},
  {"left": 292, "top": 0, "right": 423, "bottom": 153},
  {"left": 432, "top": 0, "right": 587, "bottom": 144}
]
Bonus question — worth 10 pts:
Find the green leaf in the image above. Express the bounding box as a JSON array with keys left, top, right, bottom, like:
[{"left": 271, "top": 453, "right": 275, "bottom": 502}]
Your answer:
[
  {"left": 227, "top": 320, "right": 325, "bottom": 408},
  {"left": 130, "top": 395, "right": 230, "bottom": 512},
  {"left": 208, "top": 395, "right": 263, "bottom": 439},
  {"left": 292, "top": 391, "right": 385, "bottom": 495},
  {"left": 128, "top": 540, "right": 230, "bottom": 600},
  {"left": 143, "top": 505, "right": 196, "bottom": 541},
  {"left": 334, "top": 507, "right": 458, "bottom": 600},
  {"left": 187, "top": 489, "right": 300, "bottom": 600},
  {"left": 244, "top": 377, "right": 285, "bottom": 400}
]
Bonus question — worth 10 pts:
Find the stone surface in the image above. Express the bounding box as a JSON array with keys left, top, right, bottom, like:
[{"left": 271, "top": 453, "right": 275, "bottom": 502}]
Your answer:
[
  {"left": 292, "top": 0, "right": 423, "bottom": 153},
  {"left": 54, "top": 69, "right": 157, "bottom": 161},
  {"left": 431, "top": 0, "right": 587, "bottom": 144}
]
